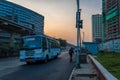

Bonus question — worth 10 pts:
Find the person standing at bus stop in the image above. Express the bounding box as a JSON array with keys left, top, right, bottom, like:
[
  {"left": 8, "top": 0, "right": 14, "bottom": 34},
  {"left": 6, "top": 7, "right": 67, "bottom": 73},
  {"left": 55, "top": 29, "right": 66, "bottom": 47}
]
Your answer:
[{"left": 69, "top": 47, "right": 74, "bottom": 62}]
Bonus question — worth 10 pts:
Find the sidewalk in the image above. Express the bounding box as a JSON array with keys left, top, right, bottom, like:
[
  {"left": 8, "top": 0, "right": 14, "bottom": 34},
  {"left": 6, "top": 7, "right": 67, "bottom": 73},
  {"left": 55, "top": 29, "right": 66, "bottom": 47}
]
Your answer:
[{"left": 69, "top": 56, "right": 98, "bottom": 80}]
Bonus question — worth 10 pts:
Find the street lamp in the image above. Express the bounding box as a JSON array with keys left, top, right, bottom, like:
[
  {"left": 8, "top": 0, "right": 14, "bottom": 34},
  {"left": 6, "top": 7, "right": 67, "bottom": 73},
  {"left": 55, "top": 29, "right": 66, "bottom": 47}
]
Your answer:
[{"left": 75, "top": 0, "right": 83, "bottom": 68}]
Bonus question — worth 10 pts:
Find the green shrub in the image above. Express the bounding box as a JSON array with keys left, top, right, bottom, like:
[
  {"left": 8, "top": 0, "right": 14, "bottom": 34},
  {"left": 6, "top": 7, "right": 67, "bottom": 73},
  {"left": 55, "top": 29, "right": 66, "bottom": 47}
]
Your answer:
[
  {"left": 0, "top": 43, "right": 20, "bottom": 57},
  {"left": 96, "top": 52, "right": 120, "bottom": 80}
]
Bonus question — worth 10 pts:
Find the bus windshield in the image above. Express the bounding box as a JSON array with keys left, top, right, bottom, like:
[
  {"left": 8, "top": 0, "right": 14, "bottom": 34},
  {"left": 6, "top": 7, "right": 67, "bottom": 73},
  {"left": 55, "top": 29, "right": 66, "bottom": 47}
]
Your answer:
[{"left": 22, "top": 37, "right": 41, "bottom": 49}]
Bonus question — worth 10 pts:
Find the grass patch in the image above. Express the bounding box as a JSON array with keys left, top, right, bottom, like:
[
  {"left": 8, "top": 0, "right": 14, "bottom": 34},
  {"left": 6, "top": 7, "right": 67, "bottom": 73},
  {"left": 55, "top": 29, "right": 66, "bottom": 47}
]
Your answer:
[{"left": 95, "top": 52, "right": 120, "bottom": 80}]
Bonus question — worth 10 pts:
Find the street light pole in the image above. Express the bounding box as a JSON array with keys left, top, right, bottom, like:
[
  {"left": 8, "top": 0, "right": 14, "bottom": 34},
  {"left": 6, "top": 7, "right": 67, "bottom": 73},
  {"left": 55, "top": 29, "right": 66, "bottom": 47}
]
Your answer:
[
  {"left": 82, "top": 32, "right": 84, "bottom": 43},
  {"left": 76, "top": 20, "right": 80, "bottom": 67},
  {"left": 76, "top": 0, "right": 82, "bottom": 68}
]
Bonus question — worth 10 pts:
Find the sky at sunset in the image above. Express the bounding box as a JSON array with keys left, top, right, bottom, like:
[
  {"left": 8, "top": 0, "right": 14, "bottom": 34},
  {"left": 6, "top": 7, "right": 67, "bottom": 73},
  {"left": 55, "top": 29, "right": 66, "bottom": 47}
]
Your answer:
[{"left": 7, "top": 0, "right": 102, "bottom": 45}]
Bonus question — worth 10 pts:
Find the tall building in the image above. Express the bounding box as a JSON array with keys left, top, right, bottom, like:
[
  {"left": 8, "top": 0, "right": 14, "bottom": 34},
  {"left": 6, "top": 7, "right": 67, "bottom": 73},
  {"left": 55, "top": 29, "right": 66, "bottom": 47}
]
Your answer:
[
  {"left": 0, "top": 1, "right": 44, "bottom": 43},
  {"left": 0, "top": 0, "right": 44, "bottom": 34},
  {"left": 102, "top": 0, "right": 120, "bottom": 41},
  {"left": 98, "top": 0, "right": 120, "bottom": 52},
  {"left": 92, "top": 14, "right": 102, "bottom": 43}
]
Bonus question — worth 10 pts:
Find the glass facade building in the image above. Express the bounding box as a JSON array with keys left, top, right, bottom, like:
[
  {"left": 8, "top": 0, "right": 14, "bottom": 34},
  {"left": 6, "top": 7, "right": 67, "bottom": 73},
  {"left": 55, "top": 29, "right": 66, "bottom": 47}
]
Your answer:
[
  {"left": 92, "top": 14, "right": 102, "bottom": 43},
  {"left": 0, "top": 0, "right": 44, "bottom": 34}
]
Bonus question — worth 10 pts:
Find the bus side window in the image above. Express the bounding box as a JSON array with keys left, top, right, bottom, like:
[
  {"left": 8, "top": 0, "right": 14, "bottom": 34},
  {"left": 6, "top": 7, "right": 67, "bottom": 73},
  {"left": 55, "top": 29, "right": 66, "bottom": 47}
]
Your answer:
[
  {"left": 42, "top": 37, "right": 47, "bottom": 51},
  {"left": 48, "top": 39, "right": 51, "bottom": 52}
]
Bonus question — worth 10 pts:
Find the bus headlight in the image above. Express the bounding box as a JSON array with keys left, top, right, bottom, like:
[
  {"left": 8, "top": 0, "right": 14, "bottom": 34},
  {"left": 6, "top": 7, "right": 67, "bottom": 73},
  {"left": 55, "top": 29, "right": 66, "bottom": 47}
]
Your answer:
[{"left": 20, "top": 50, "right": 25, "bottom": 57}]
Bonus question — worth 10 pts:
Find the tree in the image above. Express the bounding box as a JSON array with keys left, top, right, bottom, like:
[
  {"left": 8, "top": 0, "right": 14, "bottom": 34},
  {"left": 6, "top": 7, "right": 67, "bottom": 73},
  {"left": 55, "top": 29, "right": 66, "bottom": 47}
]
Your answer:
[{"left": 58, "top": 38, "right": 67, "bottom": 47}]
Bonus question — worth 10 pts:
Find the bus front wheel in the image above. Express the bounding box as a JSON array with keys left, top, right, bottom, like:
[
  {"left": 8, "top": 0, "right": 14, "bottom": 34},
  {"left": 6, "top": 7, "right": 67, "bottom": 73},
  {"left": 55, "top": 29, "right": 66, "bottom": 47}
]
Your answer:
[
  {"left": 45, "top": 55, "right": 49, "bottom": 63},
  {"left": 55, "top": 53, "right": 58, "bottom": 59}
]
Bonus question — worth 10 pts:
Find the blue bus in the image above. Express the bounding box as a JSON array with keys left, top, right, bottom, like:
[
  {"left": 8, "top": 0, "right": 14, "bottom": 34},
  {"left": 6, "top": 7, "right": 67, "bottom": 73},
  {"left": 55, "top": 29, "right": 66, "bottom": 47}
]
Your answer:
[{"left": 20, "top": 35, "right": 61, "bottom": 64}]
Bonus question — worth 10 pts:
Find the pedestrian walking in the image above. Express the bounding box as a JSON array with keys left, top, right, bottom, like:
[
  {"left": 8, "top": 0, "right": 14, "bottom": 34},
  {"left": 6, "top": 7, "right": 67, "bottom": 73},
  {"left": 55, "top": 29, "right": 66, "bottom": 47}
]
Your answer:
[{"left": 69, "top": 47, "right": 74, "bottom": 62}]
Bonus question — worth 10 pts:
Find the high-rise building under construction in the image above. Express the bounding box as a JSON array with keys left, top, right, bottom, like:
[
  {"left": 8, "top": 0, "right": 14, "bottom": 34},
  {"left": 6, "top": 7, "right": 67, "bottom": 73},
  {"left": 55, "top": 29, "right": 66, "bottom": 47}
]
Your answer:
[{"left": 102, "top": 0, "right": 120, "bottom": 41}]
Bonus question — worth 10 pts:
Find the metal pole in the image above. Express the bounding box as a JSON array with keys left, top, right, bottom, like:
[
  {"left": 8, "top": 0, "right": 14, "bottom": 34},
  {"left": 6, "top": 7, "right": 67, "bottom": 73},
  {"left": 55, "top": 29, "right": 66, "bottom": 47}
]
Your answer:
[
  {"left": 77, "top": 0, "right": 79, "bottom": 11},
  {"left": 80, "top": 29, "right": 81, "bottom": 48},
  {"left": 76, "top": 0, "right": 81, "bottom": 68},
  {"left": 81, "top": 32, "right": 84, "bottom": 46},
  {"left": 83, "top": 32, "right": 84, "bottom": 42},
  {"left": 76, "top": 24, "right": 80, "bottom": 67}
]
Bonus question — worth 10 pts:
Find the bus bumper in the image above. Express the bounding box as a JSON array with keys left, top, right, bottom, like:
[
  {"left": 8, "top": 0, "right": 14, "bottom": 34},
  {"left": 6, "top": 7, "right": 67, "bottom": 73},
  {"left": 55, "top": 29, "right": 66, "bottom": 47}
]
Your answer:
[{"left": 20, "top": 57, "right": 45, "bottom": 62}]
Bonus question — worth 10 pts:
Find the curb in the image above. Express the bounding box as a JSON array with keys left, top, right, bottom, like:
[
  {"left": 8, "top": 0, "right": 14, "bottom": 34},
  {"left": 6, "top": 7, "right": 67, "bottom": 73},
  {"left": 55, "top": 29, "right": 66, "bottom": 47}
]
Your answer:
[
  {"left": 88, "top": 55, "right": 118, "bottom": 80},
  {"left": 68, "top": 67, "right": 76, "bottom": 80}
]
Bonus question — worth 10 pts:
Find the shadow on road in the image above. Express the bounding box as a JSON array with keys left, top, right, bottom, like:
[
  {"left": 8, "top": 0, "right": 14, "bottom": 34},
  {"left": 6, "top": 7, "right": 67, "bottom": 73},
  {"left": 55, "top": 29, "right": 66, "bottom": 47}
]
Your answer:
[{"left": 20, "top": 56, "right": 62, "bottom": 67}]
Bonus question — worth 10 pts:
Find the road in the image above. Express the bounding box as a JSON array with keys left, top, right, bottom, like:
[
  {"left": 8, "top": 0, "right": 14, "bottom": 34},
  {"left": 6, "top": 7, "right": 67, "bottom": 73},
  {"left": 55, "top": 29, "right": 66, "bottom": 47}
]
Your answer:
[{"left": 0, "top": 51, "right": 75, "bottom": 80}]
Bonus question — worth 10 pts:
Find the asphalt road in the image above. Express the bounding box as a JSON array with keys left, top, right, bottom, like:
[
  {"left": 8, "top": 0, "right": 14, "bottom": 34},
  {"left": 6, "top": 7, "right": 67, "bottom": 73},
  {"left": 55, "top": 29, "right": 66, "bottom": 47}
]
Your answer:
[{"left": 0, "top": 51, "right": 75, "bottom": 80}]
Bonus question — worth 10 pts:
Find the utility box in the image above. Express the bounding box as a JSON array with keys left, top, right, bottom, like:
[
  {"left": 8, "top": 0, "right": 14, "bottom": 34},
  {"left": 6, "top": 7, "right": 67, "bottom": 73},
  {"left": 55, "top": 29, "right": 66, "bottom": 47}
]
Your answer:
[{"left": 83, "top": 42, "right": 99, "bottom": 55}]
